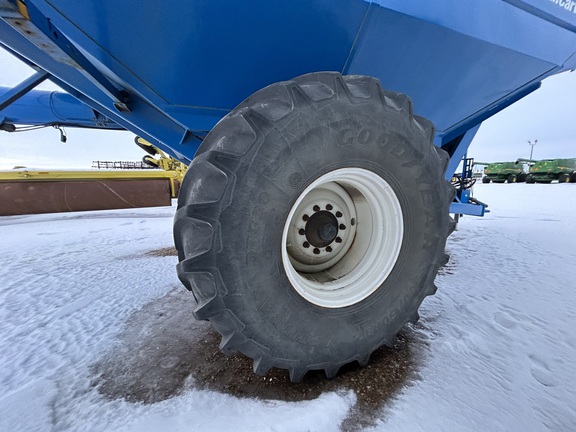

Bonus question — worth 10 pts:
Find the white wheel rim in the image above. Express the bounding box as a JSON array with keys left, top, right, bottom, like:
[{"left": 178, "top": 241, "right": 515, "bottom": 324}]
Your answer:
[{"left": 281, "top": 168, "right": 404, "bottom": 308}]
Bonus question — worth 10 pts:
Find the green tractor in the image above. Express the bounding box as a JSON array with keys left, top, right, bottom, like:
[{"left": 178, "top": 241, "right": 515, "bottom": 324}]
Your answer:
[
  {"left": 476, "top": 161, "right": 527, "bottom": 184},
  {"left": 516, "top": 158, "right": 576, "bottom": 183}
]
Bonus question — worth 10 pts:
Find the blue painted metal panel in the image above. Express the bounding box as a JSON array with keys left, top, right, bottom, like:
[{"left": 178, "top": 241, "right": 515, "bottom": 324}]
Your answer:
[
  {"left": 370, "top": 0, "right": 576, "bottom": 65},
  {"left": 503, "top": 0, "right": 576, "bottom": 33},
  {"left": 345, "top": 4, "right": 559, "bottom": 140},
  {"left": 41, "top": 0, "right": 369, "bottom": 109}
]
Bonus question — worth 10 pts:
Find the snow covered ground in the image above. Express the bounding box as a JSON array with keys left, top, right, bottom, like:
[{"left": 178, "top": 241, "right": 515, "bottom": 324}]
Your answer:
[{"left": 0, "top": 182, "right": 575, "bottom": 432}]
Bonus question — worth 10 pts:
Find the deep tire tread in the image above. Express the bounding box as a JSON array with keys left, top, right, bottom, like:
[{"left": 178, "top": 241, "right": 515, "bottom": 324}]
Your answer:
[
  {"left": 289, "top": 366, "right": 309, "bottom": 383},
  {"left": 351, "top": 352, "right": 371, "bottom": 368},
  {"left": 324, "top": 364, "right": 343, "bottom": 380},
  {"left": 253, "top": 355, "right": 274, "bottom": 376}
]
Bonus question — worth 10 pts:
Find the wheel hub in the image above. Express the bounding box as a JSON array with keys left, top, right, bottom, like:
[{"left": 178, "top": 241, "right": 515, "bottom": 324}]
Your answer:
[
  {"left": 305, "top": 211, "right": 338, "bottom": 247},
  {"left": 282, "top": 168, "right": 404, "bottom": 308},
  {"left": 285, "top": 182, "right": 357, "bottom": 271}
]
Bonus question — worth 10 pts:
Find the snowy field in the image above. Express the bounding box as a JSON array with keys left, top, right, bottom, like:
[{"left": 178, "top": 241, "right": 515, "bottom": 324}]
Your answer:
[{"left": 0, "top": 182, "right": 575, "bottom": 432}]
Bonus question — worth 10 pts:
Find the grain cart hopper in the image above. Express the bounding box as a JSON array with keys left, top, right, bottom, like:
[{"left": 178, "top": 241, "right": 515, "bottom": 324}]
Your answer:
[
  {"left": 476, "top": 161, "right": 527, "bottom": 183},
  {"left": 517, "top": 158, "right": 576, "bottom": 183},
  {"left": 2, "top": 1, "right": 576, "bottom": 381}
]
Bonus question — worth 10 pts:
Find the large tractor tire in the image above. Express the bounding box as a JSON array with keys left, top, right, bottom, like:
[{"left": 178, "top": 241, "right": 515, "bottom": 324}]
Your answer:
[
  {"left": 516, "top": 173, "right": 527, "bottom": 183},
  {"left": 174, "top": 72, "right": 454, "bottom": 381},
  {"left": 526, "top": 175, "right": 535, "bottom": 184},
  {"left": 482, "top": 176, "right": 491, "bottom": 184},
  {"left": 506, "top": 174, "right": 517, "bottom": 183},
  {"left": 558, "top": 173, "right": 570, "bottom": 183}
]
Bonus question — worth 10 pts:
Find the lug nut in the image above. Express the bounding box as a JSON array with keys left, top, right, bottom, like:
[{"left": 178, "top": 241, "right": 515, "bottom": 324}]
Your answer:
[
  {"left": 298, "top": 228, "right": 305, "bottom": 236},
  {"left": 336, "top": 211, "right": 343, "bottom": 218},
  {"left": 313, "top": 205, "right": 320, "bottom": 212},
  {"left": 313, "top": 248, "right": 320, "bottom": 255},
  {"left": 326, "top": 246, "right": 332, "bottom": 253},
  {"left": 303, "top": 242, "right": 310, "bottom": 248},
  {"left": 335, "top": 237, "right": 342, "bottom": 243},
  {"left": 326, "top": 204, "right": 333, "bottom": 211},
  {"left": 339, "top": 224, "right": 346, "bottom": 230},
  {"left": 302, "top": 214, "right": 309, "bottom": 221}
]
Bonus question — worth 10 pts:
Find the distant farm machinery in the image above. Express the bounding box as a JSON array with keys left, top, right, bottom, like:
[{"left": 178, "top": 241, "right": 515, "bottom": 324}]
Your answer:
[
  {"left": 476, "top": 161, "right": 527, "bottom": 184},
  {"left": 517, "top": 158, "right": 576, "bottom": 183},
  {"left": 476, "top": 158, "right": 576, "bottom": 184}
]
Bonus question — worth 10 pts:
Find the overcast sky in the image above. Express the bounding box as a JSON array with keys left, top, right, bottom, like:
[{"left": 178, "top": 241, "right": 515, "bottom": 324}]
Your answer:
[{"left": 1, "top": 48, "right": 575, "bottom": 170}]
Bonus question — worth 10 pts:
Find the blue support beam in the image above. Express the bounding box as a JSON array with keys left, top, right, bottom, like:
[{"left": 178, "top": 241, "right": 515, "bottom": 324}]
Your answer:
[
  {"left": 2, "top": 0, "right": 131, "bottom": 112},
  {"left": 450, "top": 201, "right": 486, "bottom": 217},
  {"left": 444, "top": 124, "right": 481, "bottom": 180},
  {"left": 0, "top": 3, "right": 200, "bottom": 164},
  {"left": 0, "top": 70, "right": 48, "bottom": 111}
]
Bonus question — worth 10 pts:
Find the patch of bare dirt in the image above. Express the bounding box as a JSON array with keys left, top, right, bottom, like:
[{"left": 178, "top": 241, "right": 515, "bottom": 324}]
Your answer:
[
  {"left": 145, "top": 247, "right": 178, "bottom": 257},
  {"left": 92, "top": 288, "right": 424, "bottom": 431}
]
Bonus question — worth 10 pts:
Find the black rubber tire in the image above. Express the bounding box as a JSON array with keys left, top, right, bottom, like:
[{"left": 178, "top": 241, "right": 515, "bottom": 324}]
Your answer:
[
  {"left": 174, "top": 72, "right": 454, "bottom": 381},
  {"left": 558, "top": 173, "right": 570, "bottom": 183},
  {"left": 506, "top": 174, "right": 517, "bottom": 183},
  {"left": 482, "top": 176, "right": 491, "bottom": 184},
  {"left": 571, "top": 172, "right": 576, "bottom": 183},
  {"left": 516, "top": 173, "right": 527, "bottom": 183},
  {"left": 526, "top": 175, "right": 535, "bottom": 184}
]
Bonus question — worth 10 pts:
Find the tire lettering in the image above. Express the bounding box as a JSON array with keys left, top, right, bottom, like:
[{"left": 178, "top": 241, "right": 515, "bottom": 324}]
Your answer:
[
  {"left": 288, "top": 172, "right": 302, "bottom": 188},
  {"left": 338, "top": 127, "right": 375, "bottom": 147},
  {"left": 337, "top": 128, "right": 355, "bottom": 146},
  {"left": 376, "top": 133, "right": 389, "bottom": 149},
  {"left": 358, "top": 129, "right": 373, "bottom": 145}
]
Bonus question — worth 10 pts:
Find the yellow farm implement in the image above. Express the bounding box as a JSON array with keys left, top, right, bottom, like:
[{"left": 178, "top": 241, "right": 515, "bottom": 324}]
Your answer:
[{"left": 0, "top": 138, "right": 186, "bottom": 216}]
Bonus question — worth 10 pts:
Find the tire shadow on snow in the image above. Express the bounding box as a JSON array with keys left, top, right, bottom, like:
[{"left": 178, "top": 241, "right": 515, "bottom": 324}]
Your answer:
[{"left": 92, "top": 250, "right": 428, "bottom": 431}]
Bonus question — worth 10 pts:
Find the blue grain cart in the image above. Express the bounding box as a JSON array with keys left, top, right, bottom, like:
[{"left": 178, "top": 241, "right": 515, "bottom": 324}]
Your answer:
[{"left": 1, "top": 0, "right": 575, "bottom": 381}]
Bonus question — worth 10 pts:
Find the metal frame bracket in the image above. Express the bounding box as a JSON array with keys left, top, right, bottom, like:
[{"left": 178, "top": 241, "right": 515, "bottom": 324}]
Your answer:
[{"left": 1, "top": 0, "right": 131, "bottom": 112}]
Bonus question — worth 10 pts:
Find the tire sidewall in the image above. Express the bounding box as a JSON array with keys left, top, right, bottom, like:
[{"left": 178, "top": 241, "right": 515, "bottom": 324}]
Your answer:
[{"left": 203, "top": 96, "right": 447, "bottom": 361}]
